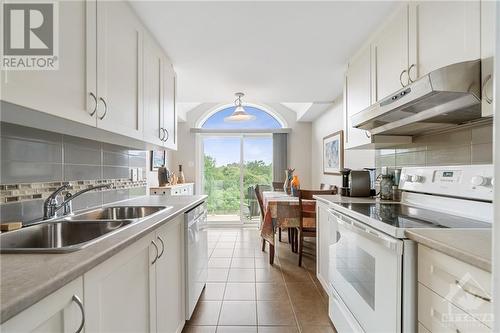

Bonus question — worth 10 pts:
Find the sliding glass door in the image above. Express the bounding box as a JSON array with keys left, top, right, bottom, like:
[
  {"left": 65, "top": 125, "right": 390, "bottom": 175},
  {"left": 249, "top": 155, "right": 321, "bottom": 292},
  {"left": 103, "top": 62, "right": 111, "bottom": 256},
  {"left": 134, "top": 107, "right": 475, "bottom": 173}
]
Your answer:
[{"left": 202, "top": 134, "right": 272, "bottom": 224}]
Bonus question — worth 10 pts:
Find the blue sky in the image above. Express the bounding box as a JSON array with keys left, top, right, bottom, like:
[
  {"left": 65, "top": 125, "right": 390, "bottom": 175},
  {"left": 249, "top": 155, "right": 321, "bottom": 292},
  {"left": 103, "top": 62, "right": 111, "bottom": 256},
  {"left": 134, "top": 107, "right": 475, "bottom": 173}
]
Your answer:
[
  {"left": 202, "top": 106, "right": 282, "bottom": 129},
  {"left": 202, "top": 107, "right": 277, "bottom": 166}
]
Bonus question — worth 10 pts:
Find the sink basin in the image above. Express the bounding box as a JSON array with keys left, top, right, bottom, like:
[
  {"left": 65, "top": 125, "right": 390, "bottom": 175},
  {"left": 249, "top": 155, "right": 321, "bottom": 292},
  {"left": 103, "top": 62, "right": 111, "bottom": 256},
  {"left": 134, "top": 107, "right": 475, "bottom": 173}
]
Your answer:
[
  {"left": 66, "top": 206, "right": 169, "bottom": 221},
  {"left": 0, "top": 220, "right": 134, "bottom": 253}
]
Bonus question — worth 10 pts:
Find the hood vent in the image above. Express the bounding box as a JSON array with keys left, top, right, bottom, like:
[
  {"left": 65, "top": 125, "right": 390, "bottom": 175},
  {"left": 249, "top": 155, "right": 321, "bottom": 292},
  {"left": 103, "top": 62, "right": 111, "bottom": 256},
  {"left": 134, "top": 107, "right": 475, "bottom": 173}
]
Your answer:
[{"left": 351, "top": 60, "right": 482, "bottom": 136}]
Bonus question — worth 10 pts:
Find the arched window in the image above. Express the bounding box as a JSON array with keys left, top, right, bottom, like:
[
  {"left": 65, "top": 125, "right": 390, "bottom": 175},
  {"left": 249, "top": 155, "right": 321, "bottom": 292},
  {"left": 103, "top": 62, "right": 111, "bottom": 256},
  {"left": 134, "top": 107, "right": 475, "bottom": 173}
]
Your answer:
[{"left": 201, "top": 106, "right": 283, "bottom": 129}]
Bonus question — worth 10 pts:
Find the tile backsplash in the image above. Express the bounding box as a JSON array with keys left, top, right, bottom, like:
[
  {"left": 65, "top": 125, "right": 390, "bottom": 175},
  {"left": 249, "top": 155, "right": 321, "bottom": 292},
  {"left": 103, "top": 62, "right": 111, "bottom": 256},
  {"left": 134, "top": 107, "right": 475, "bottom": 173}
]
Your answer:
[
  {"left": 1, "top": 122, "right": 148, "bottom": 223},
  {"left": 375, "top": 124, "right": 493, "bottom": 173}
]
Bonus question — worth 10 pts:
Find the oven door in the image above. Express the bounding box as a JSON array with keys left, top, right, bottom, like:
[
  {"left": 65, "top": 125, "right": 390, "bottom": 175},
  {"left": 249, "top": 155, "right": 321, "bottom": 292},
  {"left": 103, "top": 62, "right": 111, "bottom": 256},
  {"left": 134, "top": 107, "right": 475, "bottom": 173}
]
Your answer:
[{"left": 329, "top": 209, "right": 404, "bottom": 333}]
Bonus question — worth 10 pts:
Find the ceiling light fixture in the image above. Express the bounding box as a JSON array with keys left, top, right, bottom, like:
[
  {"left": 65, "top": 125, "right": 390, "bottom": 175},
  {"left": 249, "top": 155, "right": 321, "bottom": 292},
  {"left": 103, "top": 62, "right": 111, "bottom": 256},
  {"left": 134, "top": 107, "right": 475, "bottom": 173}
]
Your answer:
[{"left": 224, "top": 92, "right": 256, "bottom": 122}]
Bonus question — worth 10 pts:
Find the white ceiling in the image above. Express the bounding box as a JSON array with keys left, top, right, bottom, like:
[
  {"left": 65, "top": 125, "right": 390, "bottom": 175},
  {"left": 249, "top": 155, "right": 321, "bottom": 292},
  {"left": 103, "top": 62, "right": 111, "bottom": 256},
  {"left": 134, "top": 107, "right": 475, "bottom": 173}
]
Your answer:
[{"left": 130, "top": 1, "right": 396, "bottom": 107}]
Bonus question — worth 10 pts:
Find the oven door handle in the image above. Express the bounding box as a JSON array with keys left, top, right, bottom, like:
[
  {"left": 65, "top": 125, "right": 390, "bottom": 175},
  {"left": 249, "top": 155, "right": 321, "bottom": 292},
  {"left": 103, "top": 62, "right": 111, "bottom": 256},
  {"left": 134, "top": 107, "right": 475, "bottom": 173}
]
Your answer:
[{"left": 335, "top": 213, "right": 403, "bottom": 255}]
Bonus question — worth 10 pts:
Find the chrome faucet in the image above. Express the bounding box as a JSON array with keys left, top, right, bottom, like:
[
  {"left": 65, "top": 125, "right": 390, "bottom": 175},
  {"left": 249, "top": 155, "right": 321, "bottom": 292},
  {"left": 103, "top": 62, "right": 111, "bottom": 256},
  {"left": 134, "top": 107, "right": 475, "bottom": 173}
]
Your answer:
[{"left": 43, "top": 183, "right": 112, "bottom": 220}]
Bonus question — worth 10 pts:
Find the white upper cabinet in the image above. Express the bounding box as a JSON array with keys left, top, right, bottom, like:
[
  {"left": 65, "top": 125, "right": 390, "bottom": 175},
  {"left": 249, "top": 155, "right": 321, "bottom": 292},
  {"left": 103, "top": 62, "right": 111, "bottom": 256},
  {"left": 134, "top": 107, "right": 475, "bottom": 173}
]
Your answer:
[
  {"left": 1, "top": 0, "right": 96, "bottom": 126},
  {"left": 163, "top": 59, "right": 177, "bottom": 150},
  {"left": 143, "top": 34, "right": 165, "bottom": 146},
  {"left": 480, "top": 0, "right": 495, "bottom": 117},
  {"left": 372, "top": 4, "right": 409, "bottom": 101},
  {"left": 1, "top": 0, "right": 178, "bottom": 147},
  {"left": 408, "top": 1, "right": 481, "bottom": 81},
  {"left": 345, "top": 44, "right": 373, "bottom": 149},
  {"left": 95, "top": 1, "right": 144, "bottom": 140}
]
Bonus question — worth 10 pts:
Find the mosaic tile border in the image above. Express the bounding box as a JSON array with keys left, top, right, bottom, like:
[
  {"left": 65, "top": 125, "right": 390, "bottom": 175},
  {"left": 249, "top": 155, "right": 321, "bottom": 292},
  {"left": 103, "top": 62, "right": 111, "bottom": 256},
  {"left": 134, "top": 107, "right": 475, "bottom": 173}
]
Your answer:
[{"left": 0, "top": 179, "right": 147, "bottom": 204}]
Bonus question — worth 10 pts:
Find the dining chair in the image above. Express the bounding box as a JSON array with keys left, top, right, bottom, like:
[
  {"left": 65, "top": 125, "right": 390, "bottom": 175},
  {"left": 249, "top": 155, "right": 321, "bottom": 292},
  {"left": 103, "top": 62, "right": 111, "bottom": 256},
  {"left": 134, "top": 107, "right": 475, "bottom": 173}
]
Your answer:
[
  {"left": 320, "top": 183, "right": 325, "bottom": 190},
  {"left": 255, "top": 184, "right": 271, "bottom": 221},
  {"left": 296, "top": 188, "right": 337, "bottom": 266},
  {"left": 272, "top": 182, "right": 284, "bottom": 191}
]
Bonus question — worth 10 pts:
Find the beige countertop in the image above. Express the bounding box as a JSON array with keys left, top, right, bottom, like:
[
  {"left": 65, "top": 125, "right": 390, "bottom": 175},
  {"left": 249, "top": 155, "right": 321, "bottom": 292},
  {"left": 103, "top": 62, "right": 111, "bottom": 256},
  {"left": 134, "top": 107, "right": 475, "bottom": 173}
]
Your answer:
[
  {"left": 405, "top": 229, "right": 492, "bottom": 273},
  {"left": 0, "top": 194, "right": 207, "bottom": 323}
]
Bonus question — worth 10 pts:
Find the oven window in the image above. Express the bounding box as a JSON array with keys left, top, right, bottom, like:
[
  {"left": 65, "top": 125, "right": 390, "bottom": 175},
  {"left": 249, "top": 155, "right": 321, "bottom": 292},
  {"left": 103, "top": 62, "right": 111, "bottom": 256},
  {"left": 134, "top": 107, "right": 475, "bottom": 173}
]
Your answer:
[{"left": 336, "top": 234, "right": 376, "bottom": 310}]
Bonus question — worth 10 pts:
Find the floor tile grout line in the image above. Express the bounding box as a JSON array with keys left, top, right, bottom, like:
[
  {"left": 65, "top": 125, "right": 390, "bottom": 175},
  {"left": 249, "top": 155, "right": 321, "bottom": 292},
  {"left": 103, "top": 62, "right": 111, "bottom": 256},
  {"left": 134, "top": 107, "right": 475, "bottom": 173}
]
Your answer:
[{"left": 275, "top": 238, "right": 302, "bottom": 333}]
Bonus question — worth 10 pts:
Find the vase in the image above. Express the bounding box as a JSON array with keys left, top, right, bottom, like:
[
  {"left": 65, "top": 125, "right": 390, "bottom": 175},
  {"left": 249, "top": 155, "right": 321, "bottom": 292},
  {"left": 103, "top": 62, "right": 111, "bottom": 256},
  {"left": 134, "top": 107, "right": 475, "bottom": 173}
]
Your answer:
[
  {"left": 178, "top": 165, "right": 185, "bottom": 184},
  {"left": 379, "top": 174, "right": 394, "bottom": 200},
  {"left": 283, "top": 169, "right": 294, "bottom": 194}
]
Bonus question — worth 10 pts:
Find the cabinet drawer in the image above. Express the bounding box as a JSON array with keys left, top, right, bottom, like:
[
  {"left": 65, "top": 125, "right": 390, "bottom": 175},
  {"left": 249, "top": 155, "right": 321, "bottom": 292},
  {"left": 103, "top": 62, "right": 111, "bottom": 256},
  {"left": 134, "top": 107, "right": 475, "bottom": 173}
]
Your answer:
[
  {"left": 418, "top": 322, "right": 431, "bottom": 333},
  {"left": 418, "top": 245, "right": 492, "bottom": 327},
  {"left": 418, "top": 284, "right": 490, "bottom": 333}
]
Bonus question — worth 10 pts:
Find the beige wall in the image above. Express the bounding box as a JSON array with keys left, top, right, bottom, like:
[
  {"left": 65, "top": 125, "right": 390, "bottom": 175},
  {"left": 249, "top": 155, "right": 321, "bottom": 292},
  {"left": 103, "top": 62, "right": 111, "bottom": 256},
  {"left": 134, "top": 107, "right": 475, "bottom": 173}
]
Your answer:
[
  {"left": 171, "top": 103, "right": 312, "bottom": 193},
  {"left": 311, "top": 97, "right": 375, "bottom": 189}
]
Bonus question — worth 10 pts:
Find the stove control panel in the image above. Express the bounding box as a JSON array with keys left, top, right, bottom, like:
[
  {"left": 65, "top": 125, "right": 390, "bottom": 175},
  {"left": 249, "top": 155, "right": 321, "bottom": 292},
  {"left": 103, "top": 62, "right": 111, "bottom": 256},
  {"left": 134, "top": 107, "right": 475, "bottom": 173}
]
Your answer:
[{"left": 399, "top": 165, "right": 493, "bottom": 201}]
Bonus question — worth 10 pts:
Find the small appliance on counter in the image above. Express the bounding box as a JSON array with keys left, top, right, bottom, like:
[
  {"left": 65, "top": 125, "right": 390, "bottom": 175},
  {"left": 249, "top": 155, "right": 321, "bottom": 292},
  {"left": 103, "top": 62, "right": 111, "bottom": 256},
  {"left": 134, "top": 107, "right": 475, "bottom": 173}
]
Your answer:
[
  {"left": 340, "top": 168, "right": 372, "bottom": 197},
  {"left": 157, "top": 167, "right": 170, "bottom": 187}
]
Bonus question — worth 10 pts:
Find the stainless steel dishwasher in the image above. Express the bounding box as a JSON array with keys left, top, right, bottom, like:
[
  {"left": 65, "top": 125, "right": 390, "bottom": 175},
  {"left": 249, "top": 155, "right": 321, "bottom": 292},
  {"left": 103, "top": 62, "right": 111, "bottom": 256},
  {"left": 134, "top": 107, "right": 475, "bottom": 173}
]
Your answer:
[{"left": 184, "top": 202, "right": 208, "bottom": 319}]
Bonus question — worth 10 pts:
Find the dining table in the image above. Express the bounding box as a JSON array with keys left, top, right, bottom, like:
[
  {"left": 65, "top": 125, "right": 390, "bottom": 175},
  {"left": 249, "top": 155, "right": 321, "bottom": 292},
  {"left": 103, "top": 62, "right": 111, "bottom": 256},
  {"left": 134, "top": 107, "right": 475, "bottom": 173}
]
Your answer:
[{"left": 260, "top": 191, "right": 316, "bottom": 264}]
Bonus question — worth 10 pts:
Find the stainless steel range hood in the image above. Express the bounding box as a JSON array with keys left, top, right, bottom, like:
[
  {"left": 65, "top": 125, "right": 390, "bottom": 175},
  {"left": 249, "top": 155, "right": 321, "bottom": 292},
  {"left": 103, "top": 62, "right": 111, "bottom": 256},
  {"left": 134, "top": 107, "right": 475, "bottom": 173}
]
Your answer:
[{"left": 351, "top": 60, "right": 482, "bottom": 136}]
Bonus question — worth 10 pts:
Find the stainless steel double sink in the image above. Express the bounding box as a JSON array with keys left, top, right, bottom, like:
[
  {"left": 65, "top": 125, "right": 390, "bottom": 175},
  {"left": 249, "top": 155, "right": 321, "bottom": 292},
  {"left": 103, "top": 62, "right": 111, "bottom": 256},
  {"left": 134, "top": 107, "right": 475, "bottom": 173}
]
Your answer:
[{"left": 0, "top": 206, "right": 171, "bottom": 253}]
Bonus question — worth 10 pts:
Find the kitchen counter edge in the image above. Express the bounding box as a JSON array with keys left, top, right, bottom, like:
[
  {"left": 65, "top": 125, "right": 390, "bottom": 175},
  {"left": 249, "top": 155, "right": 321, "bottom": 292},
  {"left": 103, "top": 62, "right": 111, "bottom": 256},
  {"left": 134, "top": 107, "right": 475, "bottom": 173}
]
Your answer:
[
  {"left": 405, "top": 229, "right": 491, "bottom": 273},
  {"left": 0, "top": 194, "right": 207, "bottom": 324}
]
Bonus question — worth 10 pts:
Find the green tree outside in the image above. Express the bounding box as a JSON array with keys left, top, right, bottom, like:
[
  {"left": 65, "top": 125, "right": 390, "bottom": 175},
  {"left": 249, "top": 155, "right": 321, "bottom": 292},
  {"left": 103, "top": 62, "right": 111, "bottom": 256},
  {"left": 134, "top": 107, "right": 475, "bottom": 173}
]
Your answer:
[{"left": 203, "top": 155, "right": 272, "bottom": 215}]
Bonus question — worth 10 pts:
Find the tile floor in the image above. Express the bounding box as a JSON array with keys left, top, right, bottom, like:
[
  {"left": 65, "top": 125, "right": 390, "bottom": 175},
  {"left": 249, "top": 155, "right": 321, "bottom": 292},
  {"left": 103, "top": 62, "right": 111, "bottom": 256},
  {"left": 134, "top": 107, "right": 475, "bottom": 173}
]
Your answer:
[{"left": 184, "top": 227, "right": 336, "bottom": 333}]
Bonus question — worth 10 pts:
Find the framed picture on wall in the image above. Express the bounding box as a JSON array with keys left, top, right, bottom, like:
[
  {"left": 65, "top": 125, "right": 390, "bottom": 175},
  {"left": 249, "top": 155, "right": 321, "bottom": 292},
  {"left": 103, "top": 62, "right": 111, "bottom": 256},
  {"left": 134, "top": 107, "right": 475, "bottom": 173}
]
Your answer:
[
  {"left": 151, "top": 150, "right": 166, "bottom": 171},
  {"left": 323, "top": 130, "right": 344, "bottom": 175}
]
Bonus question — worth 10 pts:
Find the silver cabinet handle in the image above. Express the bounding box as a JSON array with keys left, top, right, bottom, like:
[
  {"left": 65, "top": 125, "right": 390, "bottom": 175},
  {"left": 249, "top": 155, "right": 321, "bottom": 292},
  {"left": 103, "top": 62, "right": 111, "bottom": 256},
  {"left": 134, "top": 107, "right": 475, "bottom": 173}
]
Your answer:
[
  {"left": 399, "top": 69, "right": 408, "bottom": 87},
  {"left": 482, "top": 74, "right": 493, "bottom": 104},
  {"left": 164, "top": 129, "right": 169, "bottom": 142},
  {"left": 455, "top": 280, "right": 491, "bottom": 302},
  {"left": 159, "top": 128, "right": 165, "bottom": 141},
  {"left": 72, "top": 295, "right": 85, "bottom": 333},
  {"left": 89, "top": 92, "right": 97, "bottom": 116},
  {"left": 151, "top": 240, "right": 159, "bottom": 264},
  {"left": 98, "top": 97, "right": 108, "bottom": 120},
  {"left": 408, "top": 64, "right": 416, "bottom": 83},
  {"left": 157, "top": 236, "right": 165, "bottom": 258},
  {"left": 364, "top": 131, "right": 371, "bottom": 138}
]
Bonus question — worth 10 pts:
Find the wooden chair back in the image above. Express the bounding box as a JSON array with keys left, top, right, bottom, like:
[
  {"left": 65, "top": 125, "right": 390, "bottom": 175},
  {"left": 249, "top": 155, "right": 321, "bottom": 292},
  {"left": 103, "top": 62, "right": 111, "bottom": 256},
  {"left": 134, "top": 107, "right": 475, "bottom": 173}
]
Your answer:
[
  {"left": 272, "top": 182, "right": 284, "bottom": 191},
  {"left": 320, "top": 183, "right": 325, "bottom": 190},
  {"left": 298, "top": 189, "right": 336, "bottom": 228},
  {"left": 255, "top": 184, "right": 271, "bottom": 219}
]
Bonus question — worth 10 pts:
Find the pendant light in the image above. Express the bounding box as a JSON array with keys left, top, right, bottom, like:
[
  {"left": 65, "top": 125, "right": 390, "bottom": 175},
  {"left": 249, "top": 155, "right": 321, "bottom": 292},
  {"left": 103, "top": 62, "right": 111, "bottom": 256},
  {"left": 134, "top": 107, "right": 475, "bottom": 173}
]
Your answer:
[{"left": 224, "top": 92, "right": 256, "bottom": 122}]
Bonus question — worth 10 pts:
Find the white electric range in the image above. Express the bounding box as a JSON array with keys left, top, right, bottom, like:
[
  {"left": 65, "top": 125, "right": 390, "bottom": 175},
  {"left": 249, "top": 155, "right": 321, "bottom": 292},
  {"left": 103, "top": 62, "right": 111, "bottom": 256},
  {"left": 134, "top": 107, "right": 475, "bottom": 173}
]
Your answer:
[{"left": 327, "top": 165, "right": 493, "bottom": 333}]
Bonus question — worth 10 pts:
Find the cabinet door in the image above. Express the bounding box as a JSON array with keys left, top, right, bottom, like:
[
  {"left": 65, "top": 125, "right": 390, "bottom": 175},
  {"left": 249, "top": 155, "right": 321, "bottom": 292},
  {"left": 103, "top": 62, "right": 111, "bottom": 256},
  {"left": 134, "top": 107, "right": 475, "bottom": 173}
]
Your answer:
[
  {"left": 0, "top": 0, "right": 96, "bottom": 126},
  {"left": 372, "top": 4, "right": 409, "bottom": 101},
  {"left": 84, "top": 233, "right": 157, "bottom": 332},
  {"left": 316, "top": 203, "right": 330, "bottom": 293},
  {"left": 155, "top": 216, "right": 185, "bottom": 333},
  {"left": 1, "top": 278, "right": 84, "bottom": 333},
  {"left": 408, "top": 1, "right": 480, "bottom": 81},
  {"left": 480, "top": 0, "right": 495, "bottom": 117},
  {"left": 143, "top": 34, "right": 165, "bottom": 146},
  {"left": 345, "top": 44, "right": 372, "bottom": 149},
  {"left": 163, "top": 60, "right": 177, "bottom": 150},
  {"left": 96, "top": 1, "right": 143, "bottom": 139}
]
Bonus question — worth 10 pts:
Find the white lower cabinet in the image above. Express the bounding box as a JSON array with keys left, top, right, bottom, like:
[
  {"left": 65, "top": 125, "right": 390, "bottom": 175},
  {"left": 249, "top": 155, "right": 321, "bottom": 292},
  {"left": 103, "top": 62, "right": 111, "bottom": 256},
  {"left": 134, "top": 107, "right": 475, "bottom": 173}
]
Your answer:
[
  {"left": 84, "top": 232, "right": 157, "bottom": 332},
  {"left": 1, "top": 277, "right": 84, "bottom": 333},
  {"left": 417, "top": 244, "right": 492, "bottom": 332},
  {"left": 83, "top": 216, "right": 185, "bottom": 333},
  {"left": 316, "top": 201, "right": 332, "bottom": 294},
  {"left": 155, "top": 217, "right": 185, "bottom": 333}
]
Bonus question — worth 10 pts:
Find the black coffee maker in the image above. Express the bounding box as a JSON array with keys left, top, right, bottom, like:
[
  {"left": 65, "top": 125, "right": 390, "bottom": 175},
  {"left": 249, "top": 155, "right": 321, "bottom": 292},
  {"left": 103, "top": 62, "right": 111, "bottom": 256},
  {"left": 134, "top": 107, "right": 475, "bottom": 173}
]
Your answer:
[{"left": 339, "top": 168, "right": 351, "bottom": 196}]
